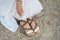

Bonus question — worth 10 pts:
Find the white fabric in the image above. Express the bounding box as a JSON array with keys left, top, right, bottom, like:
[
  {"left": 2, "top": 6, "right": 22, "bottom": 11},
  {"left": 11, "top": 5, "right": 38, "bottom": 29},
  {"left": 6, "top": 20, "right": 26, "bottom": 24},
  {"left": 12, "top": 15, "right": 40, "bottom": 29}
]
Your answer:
[{"left": 0, "top": 0, "right": 43, "bottom": 32}]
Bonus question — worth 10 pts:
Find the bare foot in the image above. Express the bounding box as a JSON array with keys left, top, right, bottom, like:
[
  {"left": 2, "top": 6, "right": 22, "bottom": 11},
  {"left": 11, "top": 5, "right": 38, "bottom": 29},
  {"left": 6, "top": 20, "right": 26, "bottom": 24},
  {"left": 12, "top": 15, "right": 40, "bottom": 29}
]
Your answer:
[
  {"left": 20, "top": 19, "right": 35, "bottom": 36},
  {"left": 27, "top": 17, "right": 36, "bottom": 30},
  {"left": 20, "top": 18, "right": 40, "bottom": 36}
]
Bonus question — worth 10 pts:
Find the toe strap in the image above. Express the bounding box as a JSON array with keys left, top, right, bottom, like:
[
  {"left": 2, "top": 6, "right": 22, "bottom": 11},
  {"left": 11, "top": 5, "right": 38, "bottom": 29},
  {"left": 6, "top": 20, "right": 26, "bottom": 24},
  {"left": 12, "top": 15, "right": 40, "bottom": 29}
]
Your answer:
[
  {"left": 26, "top": 30, "right": 33, "bottom": 34},
  {"left": 26, "top": 26, "right": 39, "bottom": 34},
  {"left": 34, "top": 26, "right": 39, "bottom": 32}
]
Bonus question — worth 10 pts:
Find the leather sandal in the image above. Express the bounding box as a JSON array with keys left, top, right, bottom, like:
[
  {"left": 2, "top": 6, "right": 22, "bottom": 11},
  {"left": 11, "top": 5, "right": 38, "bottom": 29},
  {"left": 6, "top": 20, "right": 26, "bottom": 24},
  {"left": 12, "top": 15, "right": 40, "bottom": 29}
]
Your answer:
[{"left": 20, "top": 18, "right": 40, "bottom": 36}]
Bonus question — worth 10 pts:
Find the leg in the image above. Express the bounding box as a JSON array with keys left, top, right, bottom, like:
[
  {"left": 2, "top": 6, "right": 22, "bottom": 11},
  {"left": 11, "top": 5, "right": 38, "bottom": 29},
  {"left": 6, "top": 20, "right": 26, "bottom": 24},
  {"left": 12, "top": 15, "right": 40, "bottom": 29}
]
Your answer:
[{"left": 16, "top": 0, "right": 23, "bottom": 16}]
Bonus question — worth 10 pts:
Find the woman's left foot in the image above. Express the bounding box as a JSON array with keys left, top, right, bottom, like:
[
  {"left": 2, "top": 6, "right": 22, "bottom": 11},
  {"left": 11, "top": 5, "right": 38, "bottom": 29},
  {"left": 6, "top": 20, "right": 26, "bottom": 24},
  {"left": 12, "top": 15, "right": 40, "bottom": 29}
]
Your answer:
[{"left": 27, "top": 17, "right": 40, "bottom": 34}]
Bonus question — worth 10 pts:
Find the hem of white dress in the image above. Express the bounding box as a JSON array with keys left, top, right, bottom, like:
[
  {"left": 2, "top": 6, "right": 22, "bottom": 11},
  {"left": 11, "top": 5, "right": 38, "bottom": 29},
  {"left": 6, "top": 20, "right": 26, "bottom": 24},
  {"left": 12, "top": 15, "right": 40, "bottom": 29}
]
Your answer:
[{"left": 6, "top": 26, "right": 19, "bottom": 32}]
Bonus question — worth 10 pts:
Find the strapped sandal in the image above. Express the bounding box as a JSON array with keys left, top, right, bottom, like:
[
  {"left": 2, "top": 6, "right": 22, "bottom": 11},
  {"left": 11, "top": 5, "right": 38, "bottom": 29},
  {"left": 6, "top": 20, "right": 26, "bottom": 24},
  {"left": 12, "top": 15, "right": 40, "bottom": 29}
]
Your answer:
[
  {"left": 20, "top": 18, "right": 40, "bottom": 36},
  {"left": 20, "top": 20, "right": 35, "bottom": 36},
  {"left": 27, "top": 18, "right": 40, "bottom": 33}
]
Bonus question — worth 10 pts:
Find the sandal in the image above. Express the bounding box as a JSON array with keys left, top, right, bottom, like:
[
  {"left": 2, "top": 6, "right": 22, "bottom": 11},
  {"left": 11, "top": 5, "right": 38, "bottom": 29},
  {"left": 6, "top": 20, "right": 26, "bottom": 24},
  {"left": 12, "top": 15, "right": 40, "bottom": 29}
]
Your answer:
[
  {"left": 20, "top": 18, "right": 40, "bottom": 36},
  {"left": 27, "top": 18, "right": 40, "bottom": 33}
]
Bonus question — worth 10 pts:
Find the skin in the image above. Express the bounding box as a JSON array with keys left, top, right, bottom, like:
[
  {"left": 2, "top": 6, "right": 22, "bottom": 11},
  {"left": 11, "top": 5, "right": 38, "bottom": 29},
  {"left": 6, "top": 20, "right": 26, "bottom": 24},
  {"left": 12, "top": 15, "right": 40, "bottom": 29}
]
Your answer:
[
  {"left": 16, "top": 0, "right": 23, "bottom": 16},
  {"left": 16, "top": 0, "right": 40, "bottom": 36},
  {"left": 16, "top": 0, "right": 36, "bottom": 35}
]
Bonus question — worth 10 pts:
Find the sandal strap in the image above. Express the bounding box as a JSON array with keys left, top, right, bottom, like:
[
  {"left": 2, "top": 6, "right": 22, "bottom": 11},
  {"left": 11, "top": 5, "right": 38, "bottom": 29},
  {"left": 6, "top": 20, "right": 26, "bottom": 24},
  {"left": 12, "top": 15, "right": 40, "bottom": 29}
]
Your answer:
[
  {"left": 27, "top": 18, "right": 38, "bottom": 31},
  {"left": 28, "top": 20, "right": 35, "bottom": 31},
  {"left": 20, "top": 19, "right": 38, "bottom": 32},
  {"left": 20, "top": 20, "right": 27, "bottom": 27},
  {"left": 30, "top": 21, "right": 37, "bottom": 31},
  {"left": 20, "top": 20, "right": 31, "bottom": 30},
  {"left": 27, "top": 18, "right": 33, "bottom": 21},
  {"left": 20, "top": 20, "right": 27, "bottom": 23}
]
